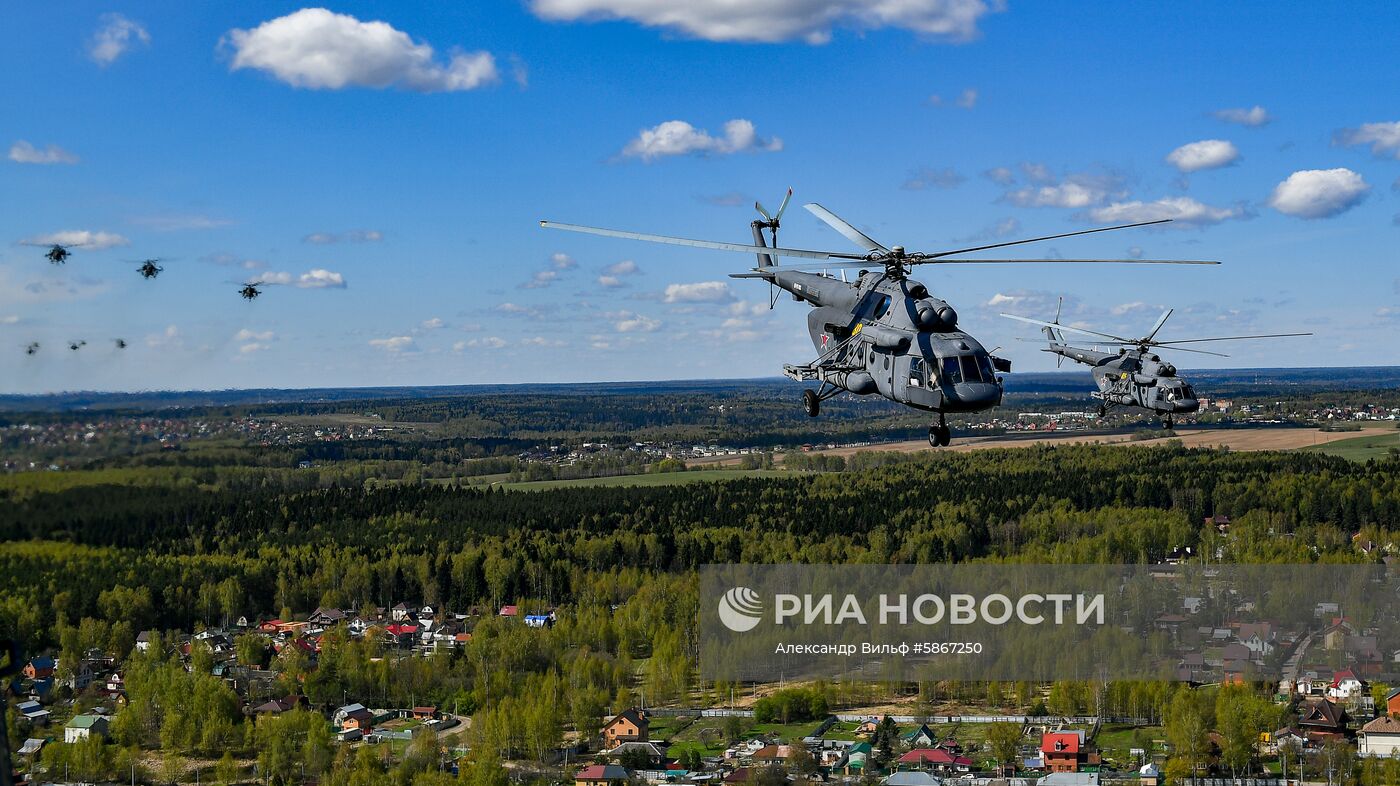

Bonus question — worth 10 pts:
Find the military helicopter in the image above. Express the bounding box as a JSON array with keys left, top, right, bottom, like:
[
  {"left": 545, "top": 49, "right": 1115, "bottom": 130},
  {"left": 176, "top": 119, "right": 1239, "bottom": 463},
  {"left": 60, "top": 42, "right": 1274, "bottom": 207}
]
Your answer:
[
  {"left": 134, "top": 258, "right": 164, "bottom": 279},
  {"left": 115, "top": 338, "right": 128, "bottom": 349},
  {"left": 22, "top": 241, "right": 86, "bottom": 264},
  {"left": 1002, "top": 303, "right": 1310, "bottom": 428},
  {"left": 542, "top": 192, "right": 1218, "bottom": 446},
  {"left": 69, "top": 340, "right": 86, "bottom": 351},
  {"left": 239, "top": 282, "right": 263, "bottom": 300},
  {"left": 25, "top": 342, "right": 39, "bottom": 356}
]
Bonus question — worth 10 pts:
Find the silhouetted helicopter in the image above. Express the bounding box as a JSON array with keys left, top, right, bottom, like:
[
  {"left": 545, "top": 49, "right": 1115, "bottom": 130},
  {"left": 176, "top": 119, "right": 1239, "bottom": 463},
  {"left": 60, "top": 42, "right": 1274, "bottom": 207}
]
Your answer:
[
  {"left": 135, "top": 259, "right": 164, "bottom": 279},
  {"left": 26, "top": 342, "right": 39, "bottom": 355},
  {"left": 1002, "top": 302, "right": 1310, "bottom": 428},
  {"left": 46, "top": 244, "right": 75, "bottom": 264},
  {"left": 239, "top": 282, "right": 263, "bottom": 300},
  {"left": 115, "top": 338, "right": 128, "bottom": 349},
  {"left": 543, "top": 190, "right": 1216, "bottom": 446},
  {"left": 69, "top": 340, "right": 86, "bottom": 351}
]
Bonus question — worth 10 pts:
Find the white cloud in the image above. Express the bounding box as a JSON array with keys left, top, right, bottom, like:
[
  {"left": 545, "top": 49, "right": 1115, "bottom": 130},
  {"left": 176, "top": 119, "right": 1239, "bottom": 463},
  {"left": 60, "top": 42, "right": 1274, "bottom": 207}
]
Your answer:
[
  {"left": 597, "top": 275, "right": 625, "bottom": 288},
  {"left": 467, "top": 336, "right": 508, "bottom": 349},
  {"left": 145, "top": 325, "right": 181, "bottom": 349},
  {"left": 1111, "top": 301, "right": 1160, "bottom": 316},
  {"left": 1268, "top": 168, "right": 1369, "bottom": 219},
  {"left": 520, "top": 270, "right": 559, "bottom": 289},
  {"left": 420, "top": 317, "right": 445, "bottom": 330},
  {"left": 240, "top": 342, "right": 271, "bottom": 354},
  {"left": 986, "top": 293, "right": 1022, "bottom": 307},
  {"left": 0, "top": 315, "right": 20, "bottom": 325},
  {"left": 8, "top": 141, "right": 79, "bottom": 165},
  {"left": 550, "top": 252, "right": 577, "bottom": 270},
  {"left": 528, "top": 0, "right": 997, "bottom": 43},
  {"left": 1334, "top": 121, "right": 1400, "bottom": 159},
  {"left": 621, "top": 119, "right": 781, "bottom": 161},
  {"left": 1214, "top": 106, "right": 1272, "bottom": 127},
  {"left": 303, "top": 229, "right": 382, "bottom": 244},
  {"left": 521, "top": 336, "right": 565, "bottom": 347},
  {"left": 928, "top": 87, "right": 978, "bottom": 108},
  {"left": 902, "top": 167, "right": 964, "bottom": 190},
  {"left": 24, "top": 230, "right": 129, "bottom": 250},
  {"left": 604, "top": 259, "right": 640, "bottom": 276},
  {"left": 132, "top": 214, "right": 232, "bottom": 231},
  {"left": 982, "top": 166, "right": 1014, "bottom": 185},
  {"left": 612, "top": 311, "right": 662, "bottom": 332},
  {"left": 1019, "top": 162, "right": 1054, "bottom": 183},
  {"left": 664, "top": 281, "right": 735, "bottom": 303},
  {"left": 983, "top": 290, "right": 1075, "bottom": 317},
  {"left": 89, "top": 13, "right": 150, "bottom": 66},
  {"left": 728, "top": 301, "right": 771, "bottom": 318},
  {"left": 1165, "top": 139, "right": 1240, "bottom": 173},
  {"left": 235, "top": 329, "right": 276, "bottom": 342},
  {"left": 1087, "top": 197, "right": 1244, "bottom": 226},
  {"left": 225, "top": 8, "right": 498, "bottom": 92},
  {"left": 260, "top": 268, "right": 348, "bottom": 288},
  {"left": 1005, "top": 180, "right": 1112, "bottom": 209},
  {"left": 370, "top": 335, "right": 416, "bottom": 352}
]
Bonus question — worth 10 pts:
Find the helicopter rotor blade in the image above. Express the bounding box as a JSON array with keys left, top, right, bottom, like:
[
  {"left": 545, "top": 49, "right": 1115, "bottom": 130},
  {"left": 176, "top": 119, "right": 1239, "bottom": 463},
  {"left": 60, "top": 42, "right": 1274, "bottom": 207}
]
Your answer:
[
  {"left": 774, "top": 188, "right": 793, "bottom": 221},
  {"left": 539, "top": 220, "right": 866, "bottom": 261},
  {"left": 1143, "top": 308, "right": 1175, "bottom": 343},
  {"left": 755, "top": 202, "right": 773, "bottom": 222},
  {"left": 1152, "top": 332, "right": 1313, "bottom": 345},
  {"left": 1139, "top": 344, "right": 1230, "bottom": 358},
  {"left": 803, "top": 203, "right": 888, "bottom": 253},
  {"left": 925, "top": 219, "right": 1172, "bottom": 259},
  {"left": 1000, "top": 313, "right": 1137, "bottom": 344},
  {"left": 918, "top": 258, "right": 1218, "bottom": 265}
]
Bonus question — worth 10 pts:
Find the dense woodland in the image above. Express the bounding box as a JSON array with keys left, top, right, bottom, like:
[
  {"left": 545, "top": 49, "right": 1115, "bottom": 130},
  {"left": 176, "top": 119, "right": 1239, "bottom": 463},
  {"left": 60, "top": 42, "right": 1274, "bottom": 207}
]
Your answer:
[{"left": 4, "top": 431, "right": 1400, "bottom": 784}]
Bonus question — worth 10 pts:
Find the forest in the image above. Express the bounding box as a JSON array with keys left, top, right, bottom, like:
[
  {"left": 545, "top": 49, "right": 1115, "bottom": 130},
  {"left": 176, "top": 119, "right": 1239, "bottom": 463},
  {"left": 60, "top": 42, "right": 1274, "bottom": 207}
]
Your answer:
[{"left": 4, "top": 438, "right": 1399, "bottom": 784}]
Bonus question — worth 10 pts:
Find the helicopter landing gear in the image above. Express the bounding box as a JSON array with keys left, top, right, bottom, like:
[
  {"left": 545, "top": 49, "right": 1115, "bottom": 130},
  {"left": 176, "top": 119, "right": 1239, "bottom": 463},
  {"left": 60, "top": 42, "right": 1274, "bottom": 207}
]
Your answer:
[
  {"left": 928, "top": 415, "right": 951, "bottom": 448},
  {"left": 803, "top": 389, "right": 820, "bottom": 418},
  {"left": 1098, "top": 403, "right": 1107, "bottom": 418},
  {"left": 1162, "top": 416, "right": 1174, "bottom": 430}
]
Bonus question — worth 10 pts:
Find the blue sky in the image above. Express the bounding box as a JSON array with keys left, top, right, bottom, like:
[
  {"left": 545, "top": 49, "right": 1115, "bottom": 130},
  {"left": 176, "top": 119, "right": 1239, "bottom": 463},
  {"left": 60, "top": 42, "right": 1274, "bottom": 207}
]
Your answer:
[{"left": 3, "top": 2, "right": 1399, "bottom": 394}]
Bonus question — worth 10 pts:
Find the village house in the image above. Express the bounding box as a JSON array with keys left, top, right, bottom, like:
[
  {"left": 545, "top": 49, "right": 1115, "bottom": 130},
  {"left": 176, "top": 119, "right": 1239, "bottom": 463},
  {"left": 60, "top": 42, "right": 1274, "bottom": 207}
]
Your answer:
[
  {"left": 901, "top": 724, "right": 938, "bottom": 749},
  {"left": 602, "top": 708, "right": 649, "bottom": 748},
  {"left": 576, "top": 764, "right": 633, "bottom": 786},
  {"left": 22, "top": 656, "right": 54, "bottom": 681},
  {"left": 65, "top": 714, "right": 109, "bottom": 743},
  {"left": 1385, "top": 687, "right": 1400, "bottom": 718},
  {"left": 1042, "top": 731, "right": 1088, "bottom": 773},
  {"left": 1360, "top": 716, "right": 1400, "bottom": 757},
  {"left": 1297, "top": 698, "right": 1350, "bottom": 741}
]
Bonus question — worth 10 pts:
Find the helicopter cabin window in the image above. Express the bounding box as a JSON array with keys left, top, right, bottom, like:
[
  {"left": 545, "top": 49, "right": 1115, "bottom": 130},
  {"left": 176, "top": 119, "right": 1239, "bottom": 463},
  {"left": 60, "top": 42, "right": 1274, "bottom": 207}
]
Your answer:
[
  {"left": 883, "top": 354, "right": 890, "bottom": 370},
  {"left": 908, "top": 357, "right": 925, "bottom": 387},
  {"left": 871, "top": 295, "right": 892, "bottom": 320},
  {"left": 941, "top": 356, "right": 963, "bottom": 385},
  {"left": 977, "top": 354, "right": 996, "bottom": 383}
]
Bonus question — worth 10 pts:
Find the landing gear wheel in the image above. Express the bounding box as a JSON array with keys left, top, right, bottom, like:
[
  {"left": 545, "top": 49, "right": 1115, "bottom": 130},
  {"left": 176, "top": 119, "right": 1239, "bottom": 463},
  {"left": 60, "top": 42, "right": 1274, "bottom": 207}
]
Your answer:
[
  {"left": 1162, "top": 416, "right": 1174, "bottom": 430},
  {"left": 928, "top": 423, "right": 951, "bottom": 447},
  {"left": 803, "top": 389, "right": 820, "bottom": 418},
  {"left": 1098, "top": 404, "right": 1107, "bottom": 418}
]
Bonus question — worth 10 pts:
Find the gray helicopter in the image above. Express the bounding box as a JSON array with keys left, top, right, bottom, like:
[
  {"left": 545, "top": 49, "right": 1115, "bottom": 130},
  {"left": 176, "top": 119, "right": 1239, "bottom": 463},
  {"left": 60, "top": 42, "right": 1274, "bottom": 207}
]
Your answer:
[
  {"left": 542, "top": 193, "right": 1216, "bottom": 446},
  {"left": 1002, "top": 303, "right": 1310, "bottom": 428}
]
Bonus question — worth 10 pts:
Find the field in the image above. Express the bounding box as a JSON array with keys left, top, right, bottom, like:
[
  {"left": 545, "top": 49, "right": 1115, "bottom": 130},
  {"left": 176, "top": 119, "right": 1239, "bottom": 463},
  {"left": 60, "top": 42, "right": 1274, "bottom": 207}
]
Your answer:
[
  {"left": 501, "top": 468, "right": 794, "bottom": 490},
  {"left": 1302, "top": 428, "right": 1400, "bottom": 460}
]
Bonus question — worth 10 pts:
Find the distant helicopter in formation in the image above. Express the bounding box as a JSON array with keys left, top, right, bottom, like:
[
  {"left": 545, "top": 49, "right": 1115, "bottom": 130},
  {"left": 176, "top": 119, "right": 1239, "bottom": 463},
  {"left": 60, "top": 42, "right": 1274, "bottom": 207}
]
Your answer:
[
  {"left": 239, "top": 282, "right": 263, "bottom": 300},
  {"left": 543, "top": 190, "right": 1218, "bottom": 446},
  {"left": 1002, "top": 302, "right": 1310, "bottom": 428},
  {"left": 69, "top": 340, "right": 86, "bottom": 351},
  {"left": 135, "top": 259, "right": 164, "bottom": 279},
  {"left": 26, "top": 342, "right": 40, "bottom": 355},
  {"left": 115, "top": 338, "right": 128, "bottom": 349},
  {"left": 45, "top": 244, "right": 76, "bottom": 264}
]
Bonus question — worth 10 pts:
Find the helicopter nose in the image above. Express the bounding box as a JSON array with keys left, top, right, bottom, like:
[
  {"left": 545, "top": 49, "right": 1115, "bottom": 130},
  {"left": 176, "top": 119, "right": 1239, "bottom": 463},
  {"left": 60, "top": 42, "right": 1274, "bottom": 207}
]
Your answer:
[
  {"left": 1176, "top": 398, "right": 1200, "bottom": 414},
  {"left": 950, "top": 381, "right": 1002, "bottom": 410}
]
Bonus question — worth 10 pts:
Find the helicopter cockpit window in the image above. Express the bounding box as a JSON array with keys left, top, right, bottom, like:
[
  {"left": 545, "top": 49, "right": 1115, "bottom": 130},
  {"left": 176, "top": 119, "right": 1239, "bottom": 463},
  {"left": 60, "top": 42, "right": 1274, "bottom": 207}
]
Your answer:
[
  {"left": 941, "top": 356, "right": 963, "bottom": 385},
  {"left": 1181, "top": 384, "right": 1195, "bottom": 398},
  {"left": 977, "top": 354, "right": 996, "bottom": 383},
  {"left": 960, "top": 355, "right": 982, "bottom": 384}
]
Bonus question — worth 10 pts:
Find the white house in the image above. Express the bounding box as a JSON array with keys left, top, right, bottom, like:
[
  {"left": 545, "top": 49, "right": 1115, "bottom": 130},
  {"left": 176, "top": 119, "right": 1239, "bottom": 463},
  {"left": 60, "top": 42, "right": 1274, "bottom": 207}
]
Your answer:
[
  {"left": 1360, "top": 717, "right": 1400, "bottom": 757},
  {"left": 65, "top": 715, "right": 109, "bottom": 743}
]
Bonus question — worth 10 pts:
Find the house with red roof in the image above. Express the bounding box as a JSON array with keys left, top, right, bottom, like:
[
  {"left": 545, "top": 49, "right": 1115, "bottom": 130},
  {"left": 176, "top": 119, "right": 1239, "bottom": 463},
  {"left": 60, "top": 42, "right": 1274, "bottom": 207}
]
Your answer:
[{"left": 1042, "top": 731, "right": 1087, "bottom": 773}]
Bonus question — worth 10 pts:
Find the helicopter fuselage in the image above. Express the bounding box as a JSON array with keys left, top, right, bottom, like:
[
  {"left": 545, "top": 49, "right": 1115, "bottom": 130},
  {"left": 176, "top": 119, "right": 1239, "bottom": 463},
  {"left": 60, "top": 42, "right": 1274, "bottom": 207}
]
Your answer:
[
  {"left": 772, "top": 268, "right": 1005, "bottom": 416},
  {"left": 1045, "top": 341, "right": 1200, "bottom": 418}
]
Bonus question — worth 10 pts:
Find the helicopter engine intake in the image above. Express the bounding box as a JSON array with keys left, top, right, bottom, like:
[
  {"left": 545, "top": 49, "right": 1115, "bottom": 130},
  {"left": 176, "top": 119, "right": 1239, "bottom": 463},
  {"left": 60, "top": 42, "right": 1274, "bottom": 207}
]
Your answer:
[
  {"left": 915, "top": 299, "right": 958, "bottom": 332},
  {"left": 861, "top": 324, "right": 910, "bottom": 352}
]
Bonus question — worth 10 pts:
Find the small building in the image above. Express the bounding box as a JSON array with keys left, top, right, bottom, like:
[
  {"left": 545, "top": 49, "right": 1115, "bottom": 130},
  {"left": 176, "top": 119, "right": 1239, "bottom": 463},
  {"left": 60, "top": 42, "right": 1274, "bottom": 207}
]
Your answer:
[
  {"left": 1039, "top": 773, "right": 1099, "bottom": 786},
  {"left": 16, "top": 700, "right": 50, "bottom": 726},
  {"left": 1385, "top": 687, "right": 1400, "bottom": 718},
  {"left": 19, "top": 738, "right": 46, "bottom": 758},
  {"left": 884, "top": 772, "right": 941, "bottom": 786},
  {"left": 22, "top": 657, "right": 55, "bottom": 680},
  {"left": 1359, "top": 716, "right": 1400, "bottom": 757},
  {"left": 603, "top": 708, "right": 649, "bottom": 748},
  {"left": 65, "top": 714, "right": 110, "bottom": 743},
  {"left": 1139, "top": 763, "right": 1161, "bottom": 786},
  {"left": 412, "top": 706, "right": 438, "bottom": 720},
  {"left": 902, "top": 724, "right": 938, "bottom": 749},
  {"left": 1297, "top": 698, "right": 1349, "bottom": 740},
  {"left": 1041, "top": 732, "right": 1086, "bottom": 773},
  {"left": 335, "top": 703, "right": 375, "bottom": 732},
  {"left": 576, "top": 764, "right": 633, "bottom": 786}
]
